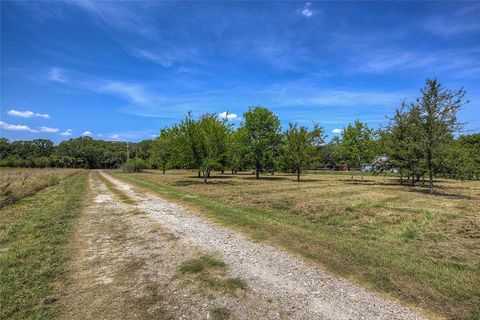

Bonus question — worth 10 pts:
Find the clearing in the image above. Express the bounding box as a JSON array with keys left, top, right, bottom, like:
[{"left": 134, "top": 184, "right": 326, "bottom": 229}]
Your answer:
[
  {"left": 57, "top": 170, "right": 424, "bottom": 320},
  {"left": 111, "top": 170, "right": 480, "bottom": 319}
]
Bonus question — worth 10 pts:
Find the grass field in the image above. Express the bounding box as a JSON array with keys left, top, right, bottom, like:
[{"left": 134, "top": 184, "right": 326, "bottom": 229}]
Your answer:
[
  {"left": 0, "top": 168, "right": 80, "bottom": 208},
  {"left": 112, "top": 170, "right": 480, "bottom": 320},
  {"left": 0, "top": 171, "right": 88, "bottom": 319}
]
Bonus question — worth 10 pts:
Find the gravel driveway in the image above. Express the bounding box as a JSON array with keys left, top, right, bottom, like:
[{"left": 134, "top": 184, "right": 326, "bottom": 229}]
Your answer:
[{"left": 101, "top": 171, "right": 426, "bottom": 320}]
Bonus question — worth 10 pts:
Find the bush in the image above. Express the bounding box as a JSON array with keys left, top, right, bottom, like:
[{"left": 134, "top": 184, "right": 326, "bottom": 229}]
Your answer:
[{"left": 122, "top": 158, "right": 146, "bottom": 173}]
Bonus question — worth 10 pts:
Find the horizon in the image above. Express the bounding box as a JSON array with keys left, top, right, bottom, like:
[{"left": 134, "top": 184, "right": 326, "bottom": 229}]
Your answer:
[{"left": 1, "top": 1, "right": 479, "bottom": 143}]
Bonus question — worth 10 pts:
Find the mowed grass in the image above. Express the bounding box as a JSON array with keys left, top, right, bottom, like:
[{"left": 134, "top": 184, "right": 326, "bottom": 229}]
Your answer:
[
  {"left": 179, "top": 255, "right": 247, "bottom": 294},
  {"left": 0, "top": 171, "right": 88, "bottom": 320},
  {"left": 112, "top": 170, "right": 480, "bottom": 320},
  {"left": 0, "top": 168, "right": 80, "bottom": 208}
]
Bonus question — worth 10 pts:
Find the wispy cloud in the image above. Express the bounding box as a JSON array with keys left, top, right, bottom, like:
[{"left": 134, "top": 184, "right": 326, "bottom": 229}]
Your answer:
[
  {"left": 7, "top": 109, "right": 50, "bottom": 118},
  {"left": 47, "top": 67, "right": 67, "bottom": 82},
  {"left": 352, "top": 49, "right": 480, "bottom": 76},
  {"left": 68, "top": 0, "right": 154, "bottom": 36},
  {"left": 0, "top": 121, "right": 38, "bottom": 132},
  {"left": 424, "top": 5, "right": 480, "bottom": 37},
  {"left": 38, "top": 126, "right": 59, "bottom": 133},
  {"left": 101, "top": 81, "right": 153, "bottom": 105},
  {"left": 132, "top": 48, "right": 200, "bottom": 68},
  {"left": 60, "top": 129, "right": 73, "bottom": 136},
  {"left": 297, "top": 2, "right": 315, "bottom": 18}
]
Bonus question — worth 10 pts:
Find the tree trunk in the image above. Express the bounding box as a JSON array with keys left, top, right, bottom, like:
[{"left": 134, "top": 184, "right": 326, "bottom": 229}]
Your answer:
[
  {"left": 207, "top": 169, "right": 211, "bottom": 178},
  {"left": 204, "top": 167, "right": 208, "bottom": 184},
  {"left": 162, "top": 166, "right": 166, "bottom": 174},
  {"left": 429, "top": 171, "right": 433, "bottom": 194},
  {"left": 255, "top": 160, "right": 260, "bottom": 179},
  {"left": 198, "top": 171, "right": 201, "bottom": 178},
  {"left": 351, "top": 172, "right": 354, "bottom": 183},
  {"left": 297, "top": 169, "right": 301, "bottom": 182},
  {"left": 411, "top": 174, "right": 415, "bottom": 186}
]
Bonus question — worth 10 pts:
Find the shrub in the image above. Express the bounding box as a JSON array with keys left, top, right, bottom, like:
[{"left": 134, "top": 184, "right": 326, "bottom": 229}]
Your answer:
[{"left": 122, "top": 158, "right": 146, "bottom": 173}]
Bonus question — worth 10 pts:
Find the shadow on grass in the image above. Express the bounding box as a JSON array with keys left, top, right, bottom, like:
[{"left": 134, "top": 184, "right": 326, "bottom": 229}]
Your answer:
[
  {"left": 243, "top": 176, "right": 289, "bottom": 181},
  {"left": 340, "top": 178, "right": 477, "bottom": 200},
  {"left": 173, "top": 180, "right": 238, "bottom": 187},
  {"left": 405, "top": 188, "right": 477, "bottom": 200}
]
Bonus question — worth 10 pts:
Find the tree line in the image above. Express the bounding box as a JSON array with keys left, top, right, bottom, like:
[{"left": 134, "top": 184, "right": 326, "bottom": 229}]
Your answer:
[{"left": 1, "top": 79, "right": 479, "bottom": 190}]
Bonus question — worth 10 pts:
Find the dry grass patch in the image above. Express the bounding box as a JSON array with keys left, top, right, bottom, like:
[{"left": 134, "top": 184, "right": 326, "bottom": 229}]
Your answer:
[{"left": 0, "top": 168, "right": 80, "bottom": 208}]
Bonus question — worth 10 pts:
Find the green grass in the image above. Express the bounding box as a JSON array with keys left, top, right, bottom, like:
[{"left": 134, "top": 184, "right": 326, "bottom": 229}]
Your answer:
[
  {"left": 0, "top": 171, "right": 88, "bottom": 320},
  {"left": 112, "top": 171, "right": 480, "bottom": 320},
  {"left": 179, "top": 255, "right": 226, "bottom": 273},
  {"left": 179, "top": 255, "right": 247, "bottom": 293}
]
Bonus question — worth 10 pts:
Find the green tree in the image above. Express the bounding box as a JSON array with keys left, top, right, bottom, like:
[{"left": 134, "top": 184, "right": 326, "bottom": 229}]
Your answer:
[
  {"left": 197, "top": 114, "right": 230, "bottom": 183},
  {"left": 151, "top": 128, "right": 173, "bottom": 174},
  {"left": 283, "top": 123, "right": 325, "bottom": 181},
  {"left": 382, "top": 103, "right": 425, "bottom": 185},
  {"left": 417, "top": 79, "right": 467, "bottom": 193},
  {"left": 340, "top": 120, "right": 375, "bottom": 184},
  {"left": 242, "top": 106, "right": 282, "bottom": 179},
  {"left": 226, "top": 127, "right": 250, "bottom": 174}
]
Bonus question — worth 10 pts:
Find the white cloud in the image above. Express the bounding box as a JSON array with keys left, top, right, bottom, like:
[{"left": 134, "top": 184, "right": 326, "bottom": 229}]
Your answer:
[
  {"left": 60, "top": 129, "right": 73, "bottom": 136},
  {"left": 298, "top": 2, "right": 314, "bottom": 18},
  {"left": 7, "top": 109, "right": 50, "bottom": 119},
  {"left": 0, "top": 121, "right": 38, "bottom": 132},
  {"left": 332, "top": 128, "right": 342, "bottom": 134},
  {"left": 219, "top": 111, "right": 240, "bottom": 121},
  {"left": 82, "top": 131, "right": 93, "bottom": 137},
  {"left": 111, "top": 134, "right": 120, "bottom": 139},
  {"left": 47, "top": 67, "right": 67, "bottom": 82},
  {"left": 38, "top": 126, "right": 59, "bottom": 133}
]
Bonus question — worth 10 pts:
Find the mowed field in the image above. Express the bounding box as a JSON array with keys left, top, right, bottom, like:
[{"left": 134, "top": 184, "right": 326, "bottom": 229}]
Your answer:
[
  {"left": 0, "top": 169, "right": 87, "bottom": 319},
  {"left": 113, "top": 170, "right": 480, "bottom": 320}
]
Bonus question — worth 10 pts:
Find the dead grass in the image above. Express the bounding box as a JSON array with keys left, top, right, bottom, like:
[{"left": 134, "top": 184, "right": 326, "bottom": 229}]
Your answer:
[
  {"left": 113, "top": 169, "right": 480, "bottom": 320},
  {"left": 0, "top": 168, "right": 80, "bottom": 208}
]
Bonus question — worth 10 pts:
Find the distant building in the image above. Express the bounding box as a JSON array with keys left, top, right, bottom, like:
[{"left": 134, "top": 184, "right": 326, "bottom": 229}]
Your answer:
[{"left": 363, "top": 155, "right": 398, "bottom": 173}]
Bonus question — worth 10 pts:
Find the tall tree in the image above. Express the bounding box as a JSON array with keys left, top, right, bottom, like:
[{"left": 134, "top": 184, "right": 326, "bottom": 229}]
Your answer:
[
  {"left": 242, "top": 106, "right": 282, "bottom": 179},
  {"left": 382, "top": 102, "right": 425, "bottom": 185},
  {"left": 227, "top": 127, "right": 250, "bottom": 174},
  {"left": 417, "top": 79, "right": 466, "bottom": 193},
  {"left": 340, "top": 120, "right": 375, "bottom": 184},
  {"left": 283, "top": 123, "right": 325, "bottom": 181},
  {"left": 197, "top": 114, "right": 230, "bottom": 183},
  {"left": 151, "top": 128, "right": 173, "bottom": 174}
]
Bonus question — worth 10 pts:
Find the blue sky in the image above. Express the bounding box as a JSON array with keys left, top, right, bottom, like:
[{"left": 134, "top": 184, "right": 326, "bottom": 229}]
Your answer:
[{"left": 1, "top": 1, "right": 479, "bottom": 143}]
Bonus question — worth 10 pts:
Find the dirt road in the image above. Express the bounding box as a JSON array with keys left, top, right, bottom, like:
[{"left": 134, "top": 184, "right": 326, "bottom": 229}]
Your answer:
[{"left": 57, "top": 171, "right": 426, "bottom": 319}]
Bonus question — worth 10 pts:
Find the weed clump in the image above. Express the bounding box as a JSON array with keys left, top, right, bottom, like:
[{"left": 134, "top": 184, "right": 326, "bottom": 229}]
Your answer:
[
  {"left": 178, "top": 255, "right": 247, "bottom": 294},
  {"left": 179, "top": 255, "right": 225, "bottom": 273}
]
